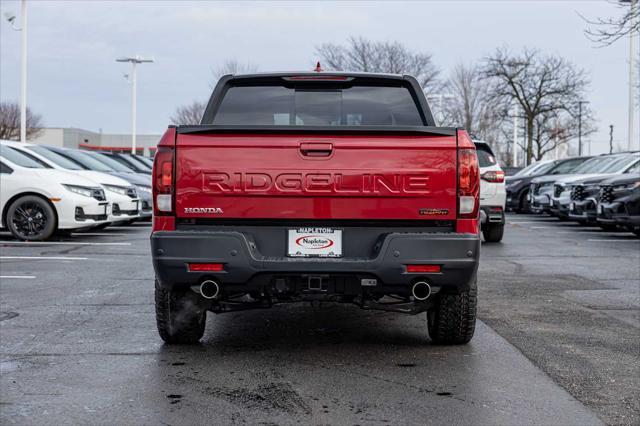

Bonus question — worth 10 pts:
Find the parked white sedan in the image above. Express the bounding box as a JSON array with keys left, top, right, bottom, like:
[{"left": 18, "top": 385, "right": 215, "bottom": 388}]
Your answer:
[
  {"left": 1, "top": 140, "right": 141, "bottom": 226},
  {"left": 0, "top": 145, "right": 110, "bottom": 240}
]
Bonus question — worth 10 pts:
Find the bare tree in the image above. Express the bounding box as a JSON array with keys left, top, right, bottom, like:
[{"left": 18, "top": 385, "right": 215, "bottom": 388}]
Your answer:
[
  {"left": 529, "top": 110, "right": 595, "bottom": 161},
  {"left": 211, "top": 58, "right": 259, "bottom": 88},
  {"left": 0, "top": 102, "right": 43, "bottom": 141},
  {"left": 482, "top": 48, "right": 593, "bottom": 164},
  {"left": 583, "top": 0, "right": 639, "bottom": 46},
  {"left": 315, "top": 36, "right": 440, "bottom": 91},
  {"left": 170, "top": 101, "right": 207, "bottom": 125},
  {"left": 441, "top": 63, "right": 506, "bottom": 140}
]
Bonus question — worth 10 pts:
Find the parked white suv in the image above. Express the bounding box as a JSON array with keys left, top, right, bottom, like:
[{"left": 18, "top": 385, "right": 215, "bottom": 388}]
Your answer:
[
  {"left": 475, "top": 141, "right": 506, "bottom": 242},
  {"left": 1, "top": 141, "right": 141, "bottom": 226},
  {"left": 1, "top": 145, "right": 110, "bottom": 240}
]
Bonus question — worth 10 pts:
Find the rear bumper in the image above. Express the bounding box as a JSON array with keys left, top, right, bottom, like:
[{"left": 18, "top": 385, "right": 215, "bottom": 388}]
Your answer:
[
  {"left": 151, "top": 230, "right": 479, "bottom": 295},
  {"left": 480, "top": 206, "right": 505, "bottom": 225}
]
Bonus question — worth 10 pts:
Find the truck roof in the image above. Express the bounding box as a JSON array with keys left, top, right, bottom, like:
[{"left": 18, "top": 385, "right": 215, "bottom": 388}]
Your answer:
[{"left": 223, "top": 71, "right": 407, "bottom": 81}]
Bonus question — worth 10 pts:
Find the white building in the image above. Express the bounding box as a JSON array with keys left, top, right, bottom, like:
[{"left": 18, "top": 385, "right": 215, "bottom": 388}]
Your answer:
[{"left": 28, "top": 128, "right": 161, "bottom": 156}]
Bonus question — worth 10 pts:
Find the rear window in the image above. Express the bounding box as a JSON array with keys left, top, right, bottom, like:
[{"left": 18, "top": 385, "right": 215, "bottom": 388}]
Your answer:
[
  {"left": 210, "top": 83, "right": 424, "bottom": 127},
  {"left": 474, "top": 144, "right": 497, "bottom": 167}
]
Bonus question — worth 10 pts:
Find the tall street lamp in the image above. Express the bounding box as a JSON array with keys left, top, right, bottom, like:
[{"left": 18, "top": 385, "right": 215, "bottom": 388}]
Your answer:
[
  {"left": 5, "top": 0, "right": 28, "bottom": 142},
  {"left": 577, "top": 100, "right": 589, "bottom": 156},
  {"left": 116, "top": 55, "right": 154, "bottom": 154},
  {"left": 620, "top": 0, "right": 639, "bottom": 151}
]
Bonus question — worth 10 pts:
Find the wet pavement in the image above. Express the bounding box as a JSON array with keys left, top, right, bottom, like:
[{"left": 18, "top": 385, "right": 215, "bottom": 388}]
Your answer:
[{"left": 1, "top": 215, "right": 638, "bottom": 425}]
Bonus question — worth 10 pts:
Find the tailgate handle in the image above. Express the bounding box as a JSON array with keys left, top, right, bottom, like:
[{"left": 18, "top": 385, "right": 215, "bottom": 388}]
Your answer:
[{"left": 299, "top": 142, "right": 333, "bottom": 157}]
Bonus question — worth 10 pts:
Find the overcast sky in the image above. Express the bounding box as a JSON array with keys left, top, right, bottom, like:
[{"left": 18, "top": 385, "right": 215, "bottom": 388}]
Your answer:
[{"left": 0, "top": 0, "right": 636, "bottom": 154}]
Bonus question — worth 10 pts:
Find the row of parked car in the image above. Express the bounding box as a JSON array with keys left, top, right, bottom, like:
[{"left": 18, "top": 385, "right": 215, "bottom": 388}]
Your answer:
[
  {"left": 0, "top": 140, "right": 154, "bottom": 240},
  {"left": 505, "top": 151, "right": 640, "bottom": 236}
]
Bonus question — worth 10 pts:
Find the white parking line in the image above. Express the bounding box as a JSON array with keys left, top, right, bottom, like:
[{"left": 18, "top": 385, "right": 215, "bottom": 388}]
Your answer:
[
  {"left": 71, "top": 233, "right": 129, "bottom": 236},
  {"left": 530, "top": 226, "right": 559, "bottom": 229},
  {"left": 508, "top": 221, "right": 554, "bottom": 225},
  {"left": 1, "top": 241, "right": 131, "bottom": 246},
  {"left": 0, "top": 256, "right": 89, "bottom": 260},
  {"left": 558, "top": 231, "right": 622, "bottom": 234},
  {"left": 587, "top": 239, "right": 640, "bottom": 243},
  {"left": 0, "top": 275, "right": 36, "bottom": 279}
]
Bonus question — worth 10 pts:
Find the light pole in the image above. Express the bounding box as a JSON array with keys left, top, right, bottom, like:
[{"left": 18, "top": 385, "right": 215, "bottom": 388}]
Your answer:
[
  {"left": 116, "top": 56, "right": 154, "bottom": 154},
  {"left": 5, "top": 0, "right": 27, "bottom": 142},
  {"left": 621, "top": 0, "right": 639, "bottom": 150},
  {"left": 577, "top": 100, "right": 589, "bottom": 156},
  {"left": 512, "top": 105, "right": 519, "bottom": 167}
]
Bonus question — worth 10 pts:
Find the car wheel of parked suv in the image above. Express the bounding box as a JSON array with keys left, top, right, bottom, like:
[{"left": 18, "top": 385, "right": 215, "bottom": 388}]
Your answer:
[
  {"left": 155, "top": 280, "right": 206, "bottom": 344},
  {"left": 427, "top": 280, "right": 477, "bottom": 344},
  {"left": 6, "top": 195, "right": 57, "bottom": 241},
  {"left": 518, "top": 190, "right": 531, "bottom": 214},
  {"left": 482, "top": 223, "right": 504, "bottom": 243}
]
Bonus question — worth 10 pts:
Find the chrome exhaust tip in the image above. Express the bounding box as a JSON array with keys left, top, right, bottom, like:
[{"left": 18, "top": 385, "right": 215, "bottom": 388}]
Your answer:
[
  {"left": 199, "top": 280, "right": 220, "bottom": 299},
  {"left": 411, "top": 281, "right": 431, "bottom": 301}
]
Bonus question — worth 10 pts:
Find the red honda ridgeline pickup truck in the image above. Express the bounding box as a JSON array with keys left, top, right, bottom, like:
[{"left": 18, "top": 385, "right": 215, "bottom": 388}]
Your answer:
[{"left": 151, "top": 72, "right": 480, "bottom": 345}]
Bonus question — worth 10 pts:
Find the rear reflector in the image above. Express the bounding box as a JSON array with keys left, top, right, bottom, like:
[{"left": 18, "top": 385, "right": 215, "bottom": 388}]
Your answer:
[
  {"left": 406, "top": 264, "right": 441, "bottom": 273},
  {"left": 188, "top": 263, "right": 224, "bottom": 272}
]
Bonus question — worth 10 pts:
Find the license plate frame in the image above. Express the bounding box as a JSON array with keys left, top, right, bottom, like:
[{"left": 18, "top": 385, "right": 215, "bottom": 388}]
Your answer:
[{"left": 287, "top": 228, "right": 342, "bottom": 258}]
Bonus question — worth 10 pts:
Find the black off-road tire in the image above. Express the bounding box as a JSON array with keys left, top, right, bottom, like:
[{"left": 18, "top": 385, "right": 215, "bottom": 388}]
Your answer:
[
  {"left": 427, "top": 281, "right": 477, "bottom": 345},
  {"left": 482, "top": 223, "right": 504, "bottom": 243},
  {"left": 155, "top": 281, "right": 206, "bottom": 344},
  {"left": 6, "top": 195, "right": 57, "bottom": 241}
]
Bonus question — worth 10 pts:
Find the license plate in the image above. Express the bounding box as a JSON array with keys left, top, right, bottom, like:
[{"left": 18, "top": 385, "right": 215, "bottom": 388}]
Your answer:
[
  {"left": 597, "top": 204, "right": 603, "bottom": 214},
  {"left": 105, "top": 204, "right": 111, "bottom": 215},
  {"left": 287, "top": 228, "right": 342, "bottom": 258},
  {"left": 570, "top": 202, "right": 575, "bottom": 211}
]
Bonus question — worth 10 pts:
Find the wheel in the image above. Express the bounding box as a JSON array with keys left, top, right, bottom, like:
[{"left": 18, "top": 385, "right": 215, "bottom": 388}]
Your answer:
[
  {"left": 482, "top": 223, "right": 504, "bottom": 242},
  {"left": 6, "top": 195, "right": 57, "bottom": 241},
  {"left": 155, "top": 280, "right": 206, "bottom": 344},
  {"left": 518, "top": 190, "right": 531, "bottom": 214},
  {"left": 427, "top": 280, "right": 477, "bottom": 345}
]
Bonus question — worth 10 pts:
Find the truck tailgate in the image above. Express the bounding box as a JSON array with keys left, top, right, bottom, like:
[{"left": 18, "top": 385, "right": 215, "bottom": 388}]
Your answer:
[{"left": 175, "top": 133, "right": 457, "bottom": 221}]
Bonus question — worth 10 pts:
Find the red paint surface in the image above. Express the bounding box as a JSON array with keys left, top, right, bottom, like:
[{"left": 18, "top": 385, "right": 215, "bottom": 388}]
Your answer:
[{"left": 173, "top": 133, "right": 458, "bottom": 220}]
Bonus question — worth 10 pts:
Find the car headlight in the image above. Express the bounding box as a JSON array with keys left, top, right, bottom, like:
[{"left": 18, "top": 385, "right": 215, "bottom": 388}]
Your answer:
[
  {"left": 135, "top": 185, "right": 152, "bottom": 194},
  {"left": 614, "top": 181, "right": 640, "bottom": 191},
  {"left": 63, "top": 184, "right": 96, "bottom": 198},
  {"left": 103, "top": 184, "right": 129, "bottom": 195}
]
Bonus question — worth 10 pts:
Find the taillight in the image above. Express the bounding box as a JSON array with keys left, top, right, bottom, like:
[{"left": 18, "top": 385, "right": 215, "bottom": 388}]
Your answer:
[
  {"left": 481, "top": 170, "right": 505, "bottom": 183},
  {"left": 457, "top": 132, "right": 480, "bottom": 219},
  {"left": 187, "top": 263, "right": 224, "bottom": 272},
  {"left": 153, "top": 146, "right": 174, "bottom": 215},
  {"left": 406, "top": 264, "right": 441, "bottom": 273}
]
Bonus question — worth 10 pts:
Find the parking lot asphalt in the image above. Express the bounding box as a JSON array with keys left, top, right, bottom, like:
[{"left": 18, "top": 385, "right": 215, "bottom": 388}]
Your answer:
[{"left": 0, "top": 216, "right": 638, "bottom": 425}]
